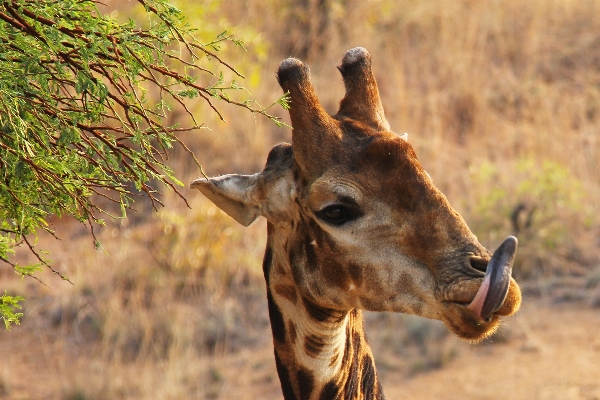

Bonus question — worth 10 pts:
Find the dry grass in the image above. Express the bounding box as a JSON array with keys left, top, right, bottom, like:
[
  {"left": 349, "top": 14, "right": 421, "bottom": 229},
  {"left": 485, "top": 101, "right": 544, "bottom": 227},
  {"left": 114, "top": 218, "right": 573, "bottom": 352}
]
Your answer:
[{"left": 2, "top": 0, "right": 600, "bottom": 398}]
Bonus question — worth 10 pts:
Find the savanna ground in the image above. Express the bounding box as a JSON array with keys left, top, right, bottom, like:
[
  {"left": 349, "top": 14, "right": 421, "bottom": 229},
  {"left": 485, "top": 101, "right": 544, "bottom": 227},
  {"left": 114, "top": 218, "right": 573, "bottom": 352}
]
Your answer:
[{"left": 2, "top": 0, "right": 600, "bottom": 398}]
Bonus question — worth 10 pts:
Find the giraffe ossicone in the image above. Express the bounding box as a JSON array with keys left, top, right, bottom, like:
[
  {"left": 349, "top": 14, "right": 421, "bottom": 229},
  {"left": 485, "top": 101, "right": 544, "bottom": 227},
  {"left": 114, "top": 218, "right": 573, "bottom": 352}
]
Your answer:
[{"left": 191, "top": 47, "right": 521, "bottom": 400}]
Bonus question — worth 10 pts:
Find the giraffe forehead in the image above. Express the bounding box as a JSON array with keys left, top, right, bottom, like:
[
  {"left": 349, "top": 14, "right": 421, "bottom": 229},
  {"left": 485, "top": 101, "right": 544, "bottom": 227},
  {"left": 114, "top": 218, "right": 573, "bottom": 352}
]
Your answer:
[
  {"left": 339, "top": 128, "right": 420, "bottom": 172},
  {"left": 302, "top": 134, "right": 436, "bottom": 211},
  {"left": 356, "top": 138, "right": 435, "bottom": 201}
]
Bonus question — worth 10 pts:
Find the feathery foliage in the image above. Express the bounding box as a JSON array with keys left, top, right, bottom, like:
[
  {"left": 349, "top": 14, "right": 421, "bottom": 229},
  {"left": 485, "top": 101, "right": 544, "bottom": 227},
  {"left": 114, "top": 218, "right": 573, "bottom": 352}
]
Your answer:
[{"left": 0, "top": 0, "right": 288, "bottom": 328}]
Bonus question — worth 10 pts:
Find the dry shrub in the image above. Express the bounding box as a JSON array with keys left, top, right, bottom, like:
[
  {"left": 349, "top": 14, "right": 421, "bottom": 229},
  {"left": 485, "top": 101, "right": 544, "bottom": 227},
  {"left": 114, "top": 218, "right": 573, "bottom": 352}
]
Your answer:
[
  {"left": 7, "top": 195, "right": 270, "bottom": 398},
  {"left": 88, "top": 197, "right": 269, "bottom": 364},
  {"left": 365, "top": 312, "right": 459, "bottom": 377}
]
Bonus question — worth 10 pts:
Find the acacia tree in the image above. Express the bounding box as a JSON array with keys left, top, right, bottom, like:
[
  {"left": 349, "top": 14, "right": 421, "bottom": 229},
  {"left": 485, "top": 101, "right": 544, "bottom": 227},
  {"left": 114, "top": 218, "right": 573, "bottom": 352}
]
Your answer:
[{"left": 0, "top": 0, "right": 287, "bottom": 328}]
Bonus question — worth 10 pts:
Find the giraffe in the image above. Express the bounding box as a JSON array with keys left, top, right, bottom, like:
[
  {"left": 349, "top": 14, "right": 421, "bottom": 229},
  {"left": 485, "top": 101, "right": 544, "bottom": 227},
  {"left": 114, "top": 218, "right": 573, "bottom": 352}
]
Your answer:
[{"left": 191, "top": 47, "right": 522, "bottom": 400}]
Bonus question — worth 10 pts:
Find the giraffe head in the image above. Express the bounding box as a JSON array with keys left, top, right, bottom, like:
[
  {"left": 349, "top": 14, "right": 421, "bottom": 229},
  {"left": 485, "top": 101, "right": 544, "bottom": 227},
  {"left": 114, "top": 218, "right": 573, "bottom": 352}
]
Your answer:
[{"left": 192, "top": 48, "right": 521, "bottom": 342}]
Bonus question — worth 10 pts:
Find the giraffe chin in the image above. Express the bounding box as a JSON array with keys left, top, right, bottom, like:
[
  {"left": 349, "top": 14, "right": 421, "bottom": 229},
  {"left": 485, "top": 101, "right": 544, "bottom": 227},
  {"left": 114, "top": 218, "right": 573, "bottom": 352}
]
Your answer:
[{"left": 441, "top": 279, "right": 521, "bottom": 343}]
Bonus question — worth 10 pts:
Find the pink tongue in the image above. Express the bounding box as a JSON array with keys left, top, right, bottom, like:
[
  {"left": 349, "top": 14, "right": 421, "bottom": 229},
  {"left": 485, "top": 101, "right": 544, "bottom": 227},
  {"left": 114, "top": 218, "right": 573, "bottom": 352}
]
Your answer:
[{"left": 467, "top": 236, "right": 518, "bottom": 321}]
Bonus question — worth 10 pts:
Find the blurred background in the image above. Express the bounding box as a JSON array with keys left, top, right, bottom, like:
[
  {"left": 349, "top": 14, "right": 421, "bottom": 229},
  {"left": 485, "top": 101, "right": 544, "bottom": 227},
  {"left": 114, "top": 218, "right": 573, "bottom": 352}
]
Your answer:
[{"left": 2, "top": 0, "right": 600, "bottom": 399}]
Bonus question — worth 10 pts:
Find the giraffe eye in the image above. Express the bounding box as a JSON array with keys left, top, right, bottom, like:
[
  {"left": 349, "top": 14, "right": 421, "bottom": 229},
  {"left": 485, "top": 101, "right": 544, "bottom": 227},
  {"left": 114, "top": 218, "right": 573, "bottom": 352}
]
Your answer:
[{"left": 318, "top": 204, "right": 354, "bottom": 225}]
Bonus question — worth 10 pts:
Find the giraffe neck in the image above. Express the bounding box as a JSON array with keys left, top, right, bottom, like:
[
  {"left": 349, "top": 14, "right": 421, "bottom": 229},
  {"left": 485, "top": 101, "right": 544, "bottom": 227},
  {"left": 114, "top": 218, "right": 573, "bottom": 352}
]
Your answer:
[{"left": 262, "top": 223, "right": 385, "bottom": 400}]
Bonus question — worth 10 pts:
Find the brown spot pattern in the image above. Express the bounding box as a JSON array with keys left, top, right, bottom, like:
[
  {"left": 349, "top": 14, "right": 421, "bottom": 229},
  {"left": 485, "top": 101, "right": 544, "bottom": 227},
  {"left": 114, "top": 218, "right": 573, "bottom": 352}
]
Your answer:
[
  {"left": 319, "top": 381, "right": 340, "bottom": 400},
  {"left": 262, "top": 245, "right": 273, "bottom": 284},
  {"left": 304, "top": 334, "right": 326, "bottom": 358},
  {"left": 267, "top": 291, "right": 286, "bottom": 343},
  {"left": 274, "top": 283, "right": 298, "bottom": 305},
  {"left": 275, "top": 351, "right": 297, "bottom": 400},
  {"left": 329, "top": 351, "right": 340, "bottom": 368},
  {"left": 304, "top": 297, "right": 346, "bottom": 323},
  {"left": 322, "top": 254, "right": 351, "bottom": 290},
  {"left": 297, "top": 368, "right": 315, "bottom": 399},
  {"left": 398, "top": 272, "right": 415, "bottom": 294},
  {"left": 348, "top": 263, "right": 363, "bottom": 287},
  {"left": 288, "top": 321, "right": 297, "bottom": 345}
]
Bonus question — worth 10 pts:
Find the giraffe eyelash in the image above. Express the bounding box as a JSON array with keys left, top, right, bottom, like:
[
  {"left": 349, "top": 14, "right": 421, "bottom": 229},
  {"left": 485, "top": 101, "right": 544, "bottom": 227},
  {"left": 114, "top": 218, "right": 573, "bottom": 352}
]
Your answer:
[{"left": 316, "top": 204, "right": 362, "bottom": 226}]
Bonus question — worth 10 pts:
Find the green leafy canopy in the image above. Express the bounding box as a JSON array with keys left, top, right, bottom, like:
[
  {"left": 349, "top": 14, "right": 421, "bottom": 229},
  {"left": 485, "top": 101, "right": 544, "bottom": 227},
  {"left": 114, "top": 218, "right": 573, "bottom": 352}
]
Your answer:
[{"left": 0, "top": 0, "right": 289, "bottom": 328}]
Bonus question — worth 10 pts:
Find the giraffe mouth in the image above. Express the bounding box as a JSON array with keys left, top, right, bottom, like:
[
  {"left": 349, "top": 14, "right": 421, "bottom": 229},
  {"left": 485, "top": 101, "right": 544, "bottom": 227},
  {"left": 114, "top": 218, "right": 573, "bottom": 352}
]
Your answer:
[{"left": 466, "top": 236, "right": 518, "bottom": 321}]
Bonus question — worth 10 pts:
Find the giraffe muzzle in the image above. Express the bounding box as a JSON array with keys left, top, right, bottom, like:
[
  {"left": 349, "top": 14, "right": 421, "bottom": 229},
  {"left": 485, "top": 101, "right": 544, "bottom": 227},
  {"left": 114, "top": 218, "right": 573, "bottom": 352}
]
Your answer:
[{"left": 466, "top": 236, "right": 518, "bottom": 321}]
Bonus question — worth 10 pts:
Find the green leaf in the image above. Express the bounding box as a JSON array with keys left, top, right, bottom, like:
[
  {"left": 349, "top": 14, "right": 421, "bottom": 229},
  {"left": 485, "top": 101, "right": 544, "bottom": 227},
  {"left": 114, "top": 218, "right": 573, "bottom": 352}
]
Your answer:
[
  {"left": 0, "top": 0, "right": 287, "bottom": 324},
  {"left": 0, "top": 291, "right": 24, "bottom": 330}
]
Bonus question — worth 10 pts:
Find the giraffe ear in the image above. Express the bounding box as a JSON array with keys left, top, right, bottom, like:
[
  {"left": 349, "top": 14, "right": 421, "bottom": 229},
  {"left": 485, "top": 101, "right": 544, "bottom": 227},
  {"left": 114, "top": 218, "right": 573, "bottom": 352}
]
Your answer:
[{"left": 190, "top": 174, "right": 261, "bottom": 227}]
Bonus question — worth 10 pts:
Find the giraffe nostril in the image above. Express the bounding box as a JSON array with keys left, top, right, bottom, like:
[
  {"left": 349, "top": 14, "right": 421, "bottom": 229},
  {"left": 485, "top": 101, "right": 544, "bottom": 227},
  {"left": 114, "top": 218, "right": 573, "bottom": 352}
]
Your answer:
[{"left": 469, "top": 256, "right": 488, "bottom": 273}]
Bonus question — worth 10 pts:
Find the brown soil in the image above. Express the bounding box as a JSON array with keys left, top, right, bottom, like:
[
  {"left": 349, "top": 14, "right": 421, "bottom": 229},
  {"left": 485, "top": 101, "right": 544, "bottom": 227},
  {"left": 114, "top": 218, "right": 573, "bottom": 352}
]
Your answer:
[
  {"left": 385, "top": 301, "right": 600, "bottom": 400},
  {"left": 3, "top": 298, "right": 598, "bottom": 399}
]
